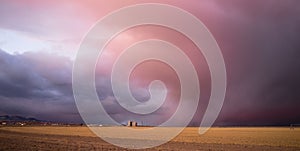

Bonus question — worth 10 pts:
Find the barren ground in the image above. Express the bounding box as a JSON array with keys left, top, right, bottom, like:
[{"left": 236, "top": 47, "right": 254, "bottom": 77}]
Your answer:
[{"left": 0, "top": 126, "right": 299, "bottom": 150}]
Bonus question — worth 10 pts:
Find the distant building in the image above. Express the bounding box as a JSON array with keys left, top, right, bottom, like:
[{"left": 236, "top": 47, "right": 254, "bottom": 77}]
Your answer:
[
  {"left": 16, "top": 122, "right": 26, "bottom": 126},
  {"left": 127, "top": 121, "right": 137, "bottom": 127}
]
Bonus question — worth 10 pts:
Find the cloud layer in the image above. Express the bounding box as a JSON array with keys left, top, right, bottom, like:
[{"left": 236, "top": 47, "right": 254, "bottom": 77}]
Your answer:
[{"left": 0, "top": 1, "right": 299, "bottom": 126}]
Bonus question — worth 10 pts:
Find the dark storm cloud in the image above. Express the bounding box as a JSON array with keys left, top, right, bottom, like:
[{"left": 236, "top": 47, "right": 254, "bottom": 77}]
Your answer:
[
  {"left": 0, "top": 50, "right": 49, "bottom": 98},
  {"left": 0, "top": 49, "right": 81, "bottom": 122},
  {"left": 206, "top": 0, "right": 300, "bottom": 125},
  {"left": 0, "top": 49, "right": 158, "bottom": 123},
  {"left": 1, "top": 0, "right": 300, "bottom": 126}
]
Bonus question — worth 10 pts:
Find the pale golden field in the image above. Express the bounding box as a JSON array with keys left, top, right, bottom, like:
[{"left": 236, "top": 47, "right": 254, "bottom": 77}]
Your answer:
[{"left": 0, "top": 126, "right": 299, "bottom": 150}]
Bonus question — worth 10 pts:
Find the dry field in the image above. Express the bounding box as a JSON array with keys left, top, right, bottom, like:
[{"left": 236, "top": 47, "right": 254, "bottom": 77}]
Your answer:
[{"left": 0, "top": 126, "right": 299, "bottom": 150}]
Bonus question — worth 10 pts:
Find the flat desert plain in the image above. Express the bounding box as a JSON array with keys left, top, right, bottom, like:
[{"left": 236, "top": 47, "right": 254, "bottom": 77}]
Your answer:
[{"left": 0, "top": 126, "right": 299, "bottom": 150}]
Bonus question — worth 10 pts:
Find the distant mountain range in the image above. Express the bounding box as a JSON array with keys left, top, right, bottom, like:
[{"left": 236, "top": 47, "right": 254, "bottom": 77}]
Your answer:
[{"left": 0, "top": 115, "right": 42, "bottom": 122}]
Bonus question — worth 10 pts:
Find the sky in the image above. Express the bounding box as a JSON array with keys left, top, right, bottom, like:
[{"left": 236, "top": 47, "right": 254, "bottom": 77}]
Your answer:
[{"left": 0, "top": 0, "right": 300, "bottom": 126}]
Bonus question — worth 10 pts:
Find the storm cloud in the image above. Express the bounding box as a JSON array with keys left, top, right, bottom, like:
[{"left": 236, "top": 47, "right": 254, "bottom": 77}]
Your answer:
[
  {"left": 0, "top": 0, "right": 300, "bottom": 126},
  {"left": 207, "top": 0, "right": 300, "bottom": 125},
  {"left": 0, "top": 49, "right": 80, "bottom": 122}
]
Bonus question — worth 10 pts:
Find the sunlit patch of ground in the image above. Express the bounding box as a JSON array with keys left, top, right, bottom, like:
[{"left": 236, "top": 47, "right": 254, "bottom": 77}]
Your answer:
[{"left": 0, "top": 126, "right": 299, "bottom": 150}]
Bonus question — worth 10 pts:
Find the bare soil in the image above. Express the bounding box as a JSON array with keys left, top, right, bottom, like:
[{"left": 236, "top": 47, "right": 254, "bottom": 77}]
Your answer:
[{"left": 0, "top": 127, "right": 299, "bottom": 151}]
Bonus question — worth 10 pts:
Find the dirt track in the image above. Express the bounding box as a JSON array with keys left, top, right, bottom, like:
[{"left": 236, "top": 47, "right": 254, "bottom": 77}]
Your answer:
[{"left": 0, "top": 127, "right": 299, "bottom": 151}]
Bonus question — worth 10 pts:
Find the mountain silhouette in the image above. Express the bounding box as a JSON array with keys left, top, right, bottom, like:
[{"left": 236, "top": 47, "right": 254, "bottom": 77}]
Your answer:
[{"left": 0, "top": 115, "right": 41, "bottom": 122}]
